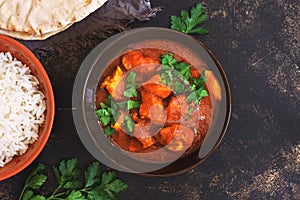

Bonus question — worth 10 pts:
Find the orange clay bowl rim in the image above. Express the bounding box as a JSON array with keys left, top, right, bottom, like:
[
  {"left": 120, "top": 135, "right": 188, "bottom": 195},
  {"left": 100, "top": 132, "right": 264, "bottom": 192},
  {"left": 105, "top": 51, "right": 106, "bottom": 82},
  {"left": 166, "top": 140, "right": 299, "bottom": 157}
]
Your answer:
[{"left": 0, "top": 34, "right": 55, "bottom": 181}]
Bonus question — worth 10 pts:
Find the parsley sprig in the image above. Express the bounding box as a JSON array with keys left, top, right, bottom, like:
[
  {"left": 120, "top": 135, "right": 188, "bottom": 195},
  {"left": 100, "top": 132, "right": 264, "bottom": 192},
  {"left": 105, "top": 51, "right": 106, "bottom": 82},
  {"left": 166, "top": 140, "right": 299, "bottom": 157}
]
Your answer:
[
  {"left": 170, "top": 3, "right": 209, "bottom": 34},
  {"left": 96, "top": 95, "right": 140, "bottom": 135},
  {"left": 19, "top": 163, "right": 47, "bottom": 200},
  {"left": 19, "top": 159, "right": 128, "bottom": 200},
  {"left": 160, "top": 53, "right": 209, "bottom": 104}
]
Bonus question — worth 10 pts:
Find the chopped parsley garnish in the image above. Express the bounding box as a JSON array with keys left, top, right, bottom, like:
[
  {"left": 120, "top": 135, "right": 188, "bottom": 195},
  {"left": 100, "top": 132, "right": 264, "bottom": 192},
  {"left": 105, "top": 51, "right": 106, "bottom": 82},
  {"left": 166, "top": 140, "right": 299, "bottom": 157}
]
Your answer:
[
  {"left": 127, "top": 100, "right": 140, "bottom": 110},
  {"left": 174, "top": 81, "right": 185, "bottom": 94},
  {"left": 185, "top": 106, "right": 195, "bottom": 120},
  {"left": 160, "top": 53, "right": 209, "bottom": 104},
  {"left": 122, "top": 116, "right": 135, "bottom": 133},
  {"left": 170, "top": 3, "right": 209, "bottom": 35},
  {"left": 160, "top": 53, "right": 191, "bottom": 87},
  {"left": 123, "top": 71, "right": 138, "bottom": 98},
  {"left": 104, "top": 126, "right": 115, "bottom": 135},
  {"left": 161, "top": 53, "right": 177, "bottom": 67},
  {"left": 95, "top": 103, "right": 113, "bottom": 126},
  {"left": 160, "top": 64, "right": 173, "bottom": 87},
  {"left": 186, "top": 87, "right": 209, "bottom": 104},
  {"left": 174, "top": 62, "right": 191, "bottom": 81},
  {"left": 96, "top": 95, "right": 140, "bottom": 135}
]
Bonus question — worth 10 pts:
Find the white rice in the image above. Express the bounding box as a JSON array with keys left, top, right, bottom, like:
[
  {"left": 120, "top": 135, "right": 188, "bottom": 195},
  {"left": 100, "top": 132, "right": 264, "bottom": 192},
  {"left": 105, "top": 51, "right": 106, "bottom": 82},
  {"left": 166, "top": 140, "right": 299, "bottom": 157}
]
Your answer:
[{"left": 0, "top": 52, "right": 46, "bottom": 167}]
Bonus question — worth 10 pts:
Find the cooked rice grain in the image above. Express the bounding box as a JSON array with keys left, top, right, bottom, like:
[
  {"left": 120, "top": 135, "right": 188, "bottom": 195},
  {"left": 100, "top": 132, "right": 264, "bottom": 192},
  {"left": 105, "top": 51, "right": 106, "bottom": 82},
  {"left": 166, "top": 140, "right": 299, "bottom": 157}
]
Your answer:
[{"left": 0, "top": 52, "right": 46, "bottom": 167}]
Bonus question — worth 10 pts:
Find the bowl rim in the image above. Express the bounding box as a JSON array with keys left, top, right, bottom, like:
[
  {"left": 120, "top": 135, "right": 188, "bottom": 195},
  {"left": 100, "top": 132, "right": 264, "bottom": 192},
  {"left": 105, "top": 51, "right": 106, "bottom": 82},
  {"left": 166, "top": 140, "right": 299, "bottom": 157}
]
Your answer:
[
  {"left": 0, "top": 34, "right": 55, "bottom": 181},
  {"left": 72, "top": 27, "right": 231, "bottom": 177}
]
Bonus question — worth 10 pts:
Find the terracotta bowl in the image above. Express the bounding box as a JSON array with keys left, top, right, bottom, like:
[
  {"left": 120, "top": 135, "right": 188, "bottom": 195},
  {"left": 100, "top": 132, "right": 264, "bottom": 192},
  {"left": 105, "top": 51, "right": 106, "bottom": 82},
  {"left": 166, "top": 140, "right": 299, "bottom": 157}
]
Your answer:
[
  {"left": 0, "top": 35, "right": 55, "bottom": 181},
  {"left": 72, "top": 27, "right": 231, "bottom": 177}
]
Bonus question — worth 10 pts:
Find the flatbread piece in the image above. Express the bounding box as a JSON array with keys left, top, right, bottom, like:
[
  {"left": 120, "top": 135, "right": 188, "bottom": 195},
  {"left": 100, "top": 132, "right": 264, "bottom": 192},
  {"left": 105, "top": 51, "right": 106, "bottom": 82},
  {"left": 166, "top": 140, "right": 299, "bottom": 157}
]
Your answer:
[{"left": 0, "top": 0, "right": 107, "bottom": 40}]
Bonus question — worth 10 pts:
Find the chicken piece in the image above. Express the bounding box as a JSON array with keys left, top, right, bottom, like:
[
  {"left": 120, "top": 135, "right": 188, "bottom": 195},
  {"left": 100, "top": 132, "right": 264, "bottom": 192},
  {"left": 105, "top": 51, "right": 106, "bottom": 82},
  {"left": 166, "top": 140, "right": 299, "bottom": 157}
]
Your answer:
[
  {"left": 131, "top": 109, "right": 140, "bottom": 123},
  {"left": 132, "top": 64, "right": 161, "bottom": 82},
  {"left": 155, "top": 124, "right": 194, "bottom": 152},
  {"left": 190, "top": 65, "right": 202, "bottom": 78},
  {"left": 122, "top": 50, "right": 160, "bottom": 72},
  {"left": 205, "top": 70, "right": 222, "bottom": 101},
  {"left": 133, "top": 120, "right": 156, "bottom": 149},
  {"left": 110, "top": 131, "right": 130, "bottom": 151},
  {"left": 142, "top": 75, "right": 172, "bottom": 99},
  {"left": 128, "top": 138, "right": 143, "bottom": 152},
  {"left": 167, "top": 124, "right": 194, "bottom": 152},
  {"left": 154, "top": 125, "right": 176, "bottom": 145},
  {"left": 100, "top": 66, "right": 125, "bottom": 101},
  {"left": 110, "top": 110, "right": 146, "bottom": 152},
  {"left": 166, "top": 95, "right": 189, "bottom": 124},
  {"left": 166, "top": 95, "right": 202, "bottom": 129},
  {"left": 146, "top": 74, "right": 161, "bottom": 83},
  {"left": 139, "top": 89, "right": 166, "bottom": 125}
]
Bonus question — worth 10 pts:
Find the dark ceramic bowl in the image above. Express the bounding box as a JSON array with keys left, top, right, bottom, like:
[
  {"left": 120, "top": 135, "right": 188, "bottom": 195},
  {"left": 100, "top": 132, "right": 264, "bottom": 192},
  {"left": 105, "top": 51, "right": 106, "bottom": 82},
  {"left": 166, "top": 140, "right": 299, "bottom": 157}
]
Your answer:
[
  {"left": 0, "top": 35, "right": 55, "bottom": 181},
  {"left": 72, "top": 27, "right": 231, "bottom": 177}
]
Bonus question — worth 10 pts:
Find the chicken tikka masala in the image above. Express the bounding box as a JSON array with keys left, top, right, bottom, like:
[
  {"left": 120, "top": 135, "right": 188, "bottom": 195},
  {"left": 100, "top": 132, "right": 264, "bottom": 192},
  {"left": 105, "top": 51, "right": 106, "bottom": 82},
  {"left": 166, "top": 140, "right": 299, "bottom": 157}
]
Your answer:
[{"left": 95, "top": 48, "right": 221, "bottom": 160}]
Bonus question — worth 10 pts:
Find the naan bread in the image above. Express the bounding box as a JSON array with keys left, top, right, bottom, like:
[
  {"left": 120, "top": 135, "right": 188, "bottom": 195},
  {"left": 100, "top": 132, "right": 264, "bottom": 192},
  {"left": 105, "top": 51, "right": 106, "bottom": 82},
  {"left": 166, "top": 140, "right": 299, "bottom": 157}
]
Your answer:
[{"left": 0, "top": 0, "right": 107, "bottom": 40}]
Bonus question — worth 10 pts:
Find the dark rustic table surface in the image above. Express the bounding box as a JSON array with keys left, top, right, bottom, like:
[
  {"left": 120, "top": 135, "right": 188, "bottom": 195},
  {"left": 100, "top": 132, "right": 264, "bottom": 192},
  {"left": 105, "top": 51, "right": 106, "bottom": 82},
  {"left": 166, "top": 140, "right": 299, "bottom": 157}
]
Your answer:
[{"left": 1, "top": 0, "right": 299, "bottom": 199}]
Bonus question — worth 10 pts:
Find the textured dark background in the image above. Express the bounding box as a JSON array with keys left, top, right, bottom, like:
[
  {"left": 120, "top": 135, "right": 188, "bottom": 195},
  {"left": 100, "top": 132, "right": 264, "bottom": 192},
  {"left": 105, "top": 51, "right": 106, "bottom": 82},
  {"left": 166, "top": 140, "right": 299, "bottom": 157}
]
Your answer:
[{"left": 0, "top": 0, "right": 299, "bottom": 199}]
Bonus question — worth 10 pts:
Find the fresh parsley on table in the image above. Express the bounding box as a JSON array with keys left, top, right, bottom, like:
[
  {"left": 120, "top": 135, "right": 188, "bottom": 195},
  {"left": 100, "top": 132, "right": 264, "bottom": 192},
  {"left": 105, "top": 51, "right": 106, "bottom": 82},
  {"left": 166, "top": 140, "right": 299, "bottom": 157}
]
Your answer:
[
  {"left": 170, "top": 3, "right": 209, "bottom": 34},
  {"left": 19, "top": 159, "right": 128, "bottom": 200}
]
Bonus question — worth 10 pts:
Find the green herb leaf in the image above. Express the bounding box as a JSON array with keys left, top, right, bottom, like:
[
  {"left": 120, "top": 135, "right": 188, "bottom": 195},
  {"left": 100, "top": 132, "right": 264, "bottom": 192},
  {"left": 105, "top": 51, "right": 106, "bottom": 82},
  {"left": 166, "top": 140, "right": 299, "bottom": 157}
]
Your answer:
[
  {"left": 198, "top": 89, "right": 209, "bottom": 98},
  {"left": 30, "top": 195, "right": 46, "bottom": 200},
  {"left": 186, "top": 70, "right": 209, "bottom": 103},
  {"left": 123, "top": 88, "right": 138, "bottom": 98},
  {"left": 105, "top": 95, "right": 113, "bottom": 106},
  {"left": 170, "top": 15, "right": 186, "bottom": 33},
  {"left": 185, "top": 106, "right": 195, "bottom": 120},
  {"left": 65, "top": 191, "right": 86, "bottom": 200},
  {"left": 101, "top": 172, "right": 116, "bottom": 186},
  {"left": 96, "top": 102, "right": 114, "bottom": 127},
  {"left": 87, "top": 186, "right": 109, "bottom": 200},
  {"left": 115, "top": 101, "right": 127, "bottom": 110},
  {"left": 104, "top": 126, "right": 115, "bottom": 136},
  {"left": 161, "top": 53, "right": 177, "bottom": 67},
  {"left": 100, "top": 103, "right": 108, "bottom": 109},
  {"left": 84, "top": 162, "right": 101, "bottom": 188},
  {"left": 53, "top": 158, "right": 82, "bottom": 190},
  {"left": 99, "top": 116, "right": 111, "bottom": 126},
  {"left": 19, "top": 163, "right": 47, "bottom": 200},
  {"left": 170, "top": 3, "right": 209, "bottom": 35},
  {"left": 26, "top": 174, "right": 47, "bottom": 190},
  {"left": 127, "top": 100, "right": 140, "bottom": 110},
  {"left": 174, "top": 81, "right": 185, "bottom": 94},
  {"left": 21, "top": 190, "right": 34, "bottom": 200},
  {"left": 106, "top": 179, "right": 128, "bottom": 194},
  {"left": 123, "top": 72, "right": 138, "bottom": 98},
  {"left": 174, "top": 62, "right": 191, "bottom": 81},
  {"left": 160, "top": 65, "right": 173, "bottom": 87},
  {"left": 187, "top": 87, "right": 209, "bottom": 104},
  {"left": 188, "top": 106, "right": 195, "bottom": 114},
  {"left": 99, "top": 172, "right": 128, "bottom": 199},
  {"left": 122, "top": 116, "right": 135, "bottom": 133},
  {"left": 24, "top": 163, "right": 46, "bottom": 189},
  {"left": 193, "top": 70, "right": 207, "bottom": 87},
  {"left": 63, "top": 180, "right": 82, "bottom": 190}
]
